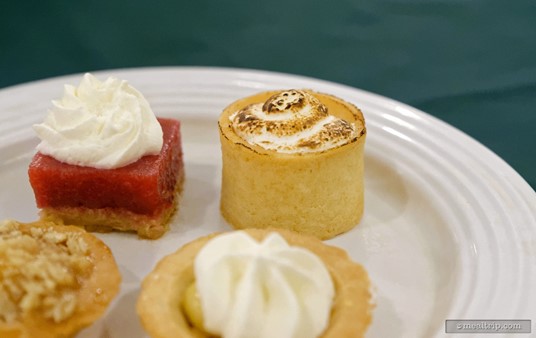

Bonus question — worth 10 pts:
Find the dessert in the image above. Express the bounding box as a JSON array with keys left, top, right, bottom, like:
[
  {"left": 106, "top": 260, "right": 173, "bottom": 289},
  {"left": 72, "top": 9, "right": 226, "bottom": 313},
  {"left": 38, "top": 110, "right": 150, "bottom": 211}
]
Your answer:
[
  {"left": 28, "top": 73, "right": 184, "bottom": 239},
  {"left": 0, "top": 219, "right": 121, "bottom": 338},
  {"left": 137, "top": 228, "right": 373, "bottom": 338},
  {"left": 218, "top": 89, "right": 366, "bottom": 239}
]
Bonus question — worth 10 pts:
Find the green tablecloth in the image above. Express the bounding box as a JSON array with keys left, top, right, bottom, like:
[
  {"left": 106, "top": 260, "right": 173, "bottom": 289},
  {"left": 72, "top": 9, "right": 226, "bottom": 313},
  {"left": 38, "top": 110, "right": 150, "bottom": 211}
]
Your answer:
[{"left": 1, "top": 0, "right": 535, "bottom": 189}]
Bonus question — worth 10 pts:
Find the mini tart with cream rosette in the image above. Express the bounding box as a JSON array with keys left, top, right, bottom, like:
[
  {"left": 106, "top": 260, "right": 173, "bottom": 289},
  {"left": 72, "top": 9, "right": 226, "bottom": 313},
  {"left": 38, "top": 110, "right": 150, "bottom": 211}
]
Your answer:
[
  {"left": 0, "top": 219, "right": 121, "bottom": 338},
  {"left": 218, "top": 89, "right": 366, "bottom": 240},
  {"left": 136, "top": 228, "right": 373, "bottom": 338}
]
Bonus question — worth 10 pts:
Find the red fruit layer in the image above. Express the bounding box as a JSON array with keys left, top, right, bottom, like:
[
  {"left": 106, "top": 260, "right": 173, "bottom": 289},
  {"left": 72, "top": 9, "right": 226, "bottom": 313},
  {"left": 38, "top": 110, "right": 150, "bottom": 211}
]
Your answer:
[{"left": 28, "top": 118, "right": 183, "bottom": 216}]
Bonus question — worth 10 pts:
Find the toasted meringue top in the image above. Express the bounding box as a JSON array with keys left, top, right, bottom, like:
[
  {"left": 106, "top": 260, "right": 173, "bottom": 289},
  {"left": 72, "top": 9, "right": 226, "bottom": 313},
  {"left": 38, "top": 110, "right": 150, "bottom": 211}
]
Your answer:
[{"left": 229, "top": 90, "right": 357, "bottom": 153}]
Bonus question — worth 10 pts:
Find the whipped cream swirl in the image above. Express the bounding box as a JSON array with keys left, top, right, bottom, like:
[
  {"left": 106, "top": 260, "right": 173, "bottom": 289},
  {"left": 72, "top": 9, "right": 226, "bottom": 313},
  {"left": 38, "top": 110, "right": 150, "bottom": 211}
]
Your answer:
[
  {"left": 230, "top": 90, "right": 357, "bottom": 153},
  {"left": 194, "top": 231, "right": 335, "bottom": 338},
  {"left": 33, "top": 73, "right": 163, "bottom": 169}
]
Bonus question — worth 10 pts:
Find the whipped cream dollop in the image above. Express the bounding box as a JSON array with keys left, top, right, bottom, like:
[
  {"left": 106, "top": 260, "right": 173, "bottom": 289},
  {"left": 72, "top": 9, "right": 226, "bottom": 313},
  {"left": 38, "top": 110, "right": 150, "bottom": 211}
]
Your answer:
[
  {"left": 230, "top": 90, "right": 357, "bottom": 153},
  {"left": 33, "top": 73, "right": 163, "bottom": 169},
  {"left": 194, "top": 231, "right": 335, "bottom": 338}
]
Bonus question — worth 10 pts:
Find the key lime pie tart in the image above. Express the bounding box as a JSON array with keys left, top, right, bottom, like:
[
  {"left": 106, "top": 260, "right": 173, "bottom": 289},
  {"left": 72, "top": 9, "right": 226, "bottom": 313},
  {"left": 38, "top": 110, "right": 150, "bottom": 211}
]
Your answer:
[
  {"left": 0, "top": 219, "right": 121, "bottom": 338},
  {"left": 28, "top": 73, "right": 184, "bottom": 239},
  {"left": 137, "top": 228, "right": 373, "bottom": 338},
  {"left": 218, "top": 90, "right": 366, "bottom": 239}
]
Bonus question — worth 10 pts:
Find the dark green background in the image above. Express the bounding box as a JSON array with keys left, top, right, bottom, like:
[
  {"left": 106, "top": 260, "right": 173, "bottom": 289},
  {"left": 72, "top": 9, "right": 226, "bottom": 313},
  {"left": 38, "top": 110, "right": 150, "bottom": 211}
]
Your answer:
[{"left": 1, "top": 0, "right": 535, "bottom": 189}]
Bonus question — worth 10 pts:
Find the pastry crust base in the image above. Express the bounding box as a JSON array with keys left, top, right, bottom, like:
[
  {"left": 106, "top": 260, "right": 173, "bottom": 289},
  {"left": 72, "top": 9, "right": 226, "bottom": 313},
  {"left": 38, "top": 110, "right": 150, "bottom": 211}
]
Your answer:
[
  {"left": 137, "top": 228, "right": 373, "bottom": 338},
  {"left": 218, "top": 90, "right": 366, "bottom": 240},
  {"left": 39, "top": 172, "right": 184, "bottom": 239},
  {"left": 0, "top": 221, "right": 121, "bottom": 338}
]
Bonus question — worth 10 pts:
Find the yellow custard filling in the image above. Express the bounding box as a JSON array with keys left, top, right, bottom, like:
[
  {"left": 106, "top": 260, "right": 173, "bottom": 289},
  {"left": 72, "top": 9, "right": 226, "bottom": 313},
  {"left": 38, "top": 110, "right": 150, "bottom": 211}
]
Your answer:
[{"left": 182, "top": 283, "right": 206, "bottom": 333}]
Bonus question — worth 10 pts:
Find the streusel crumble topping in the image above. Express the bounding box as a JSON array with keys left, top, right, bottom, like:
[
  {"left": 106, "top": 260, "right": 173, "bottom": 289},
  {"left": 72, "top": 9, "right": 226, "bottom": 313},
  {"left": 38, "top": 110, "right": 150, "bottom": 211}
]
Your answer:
[{"left": 0, "top": 220, "right": 92, "bottom": 323}]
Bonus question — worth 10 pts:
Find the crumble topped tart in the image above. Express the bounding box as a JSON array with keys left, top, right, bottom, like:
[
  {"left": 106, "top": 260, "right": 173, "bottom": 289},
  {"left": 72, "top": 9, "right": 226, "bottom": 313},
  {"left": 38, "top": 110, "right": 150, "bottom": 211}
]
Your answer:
[{"left": 0, "top": 219, "right": 121, "bottom": 338}]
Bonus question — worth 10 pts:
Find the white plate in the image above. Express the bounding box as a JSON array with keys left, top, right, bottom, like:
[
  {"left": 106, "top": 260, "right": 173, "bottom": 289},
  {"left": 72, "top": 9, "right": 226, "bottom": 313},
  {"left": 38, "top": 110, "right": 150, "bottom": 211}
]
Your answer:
[{"left": 1, "top": 67, "right": 535, "bottom": 338}]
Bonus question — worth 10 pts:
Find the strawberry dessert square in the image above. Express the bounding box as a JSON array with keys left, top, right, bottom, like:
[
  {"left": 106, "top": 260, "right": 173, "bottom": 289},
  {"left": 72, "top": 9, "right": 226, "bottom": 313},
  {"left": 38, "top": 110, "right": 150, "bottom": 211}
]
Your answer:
[
  {"left": 28, "top": 73, "right": 184, "bottom": 239},
  {"left": 29, "top": 118, "right": 183, "bottom": 239}
]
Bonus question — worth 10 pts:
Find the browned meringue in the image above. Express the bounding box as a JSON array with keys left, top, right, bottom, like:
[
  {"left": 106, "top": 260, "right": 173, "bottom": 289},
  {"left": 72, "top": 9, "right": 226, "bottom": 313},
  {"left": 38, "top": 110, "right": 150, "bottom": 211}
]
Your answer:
[{"left": 229, "top": 90, "right": 357, "bottom": 153}]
